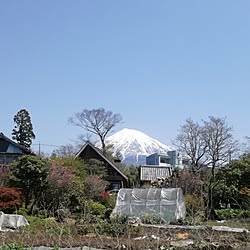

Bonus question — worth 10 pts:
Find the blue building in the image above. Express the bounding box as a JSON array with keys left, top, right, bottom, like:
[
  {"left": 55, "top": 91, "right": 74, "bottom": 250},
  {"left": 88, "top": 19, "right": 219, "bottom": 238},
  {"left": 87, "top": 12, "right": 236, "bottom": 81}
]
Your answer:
[{"left": 146, "top": 151, "right": 183, "bottom": 168}]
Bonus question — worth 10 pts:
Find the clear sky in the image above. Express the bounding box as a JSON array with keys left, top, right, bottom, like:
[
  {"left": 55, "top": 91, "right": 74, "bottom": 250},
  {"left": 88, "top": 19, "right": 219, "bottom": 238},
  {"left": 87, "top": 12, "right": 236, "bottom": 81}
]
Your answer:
[{"left": 1, "top": 1, "right": 250, "bottom": 154}]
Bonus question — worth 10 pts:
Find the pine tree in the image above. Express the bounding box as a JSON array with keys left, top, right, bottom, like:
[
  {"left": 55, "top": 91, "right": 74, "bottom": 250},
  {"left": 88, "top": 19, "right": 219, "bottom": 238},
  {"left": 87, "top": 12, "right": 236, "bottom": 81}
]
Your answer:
[{"left": 12, "top": 109, "right": 35, "bottom": 149}]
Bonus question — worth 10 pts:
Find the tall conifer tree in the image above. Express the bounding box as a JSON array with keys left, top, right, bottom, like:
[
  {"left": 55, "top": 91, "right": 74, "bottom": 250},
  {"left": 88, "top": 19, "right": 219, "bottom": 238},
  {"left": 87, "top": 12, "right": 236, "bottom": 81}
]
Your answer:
[{"left": 12, "top": 109, "right": 35, "bottom": 149}]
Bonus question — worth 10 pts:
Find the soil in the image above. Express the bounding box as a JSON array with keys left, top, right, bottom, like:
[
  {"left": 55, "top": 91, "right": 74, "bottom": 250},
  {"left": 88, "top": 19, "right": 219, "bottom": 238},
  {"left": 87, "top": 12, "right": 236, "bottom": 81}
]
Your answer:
[{"left": 0, "top": 224, "right": 249, "bottom": 250}]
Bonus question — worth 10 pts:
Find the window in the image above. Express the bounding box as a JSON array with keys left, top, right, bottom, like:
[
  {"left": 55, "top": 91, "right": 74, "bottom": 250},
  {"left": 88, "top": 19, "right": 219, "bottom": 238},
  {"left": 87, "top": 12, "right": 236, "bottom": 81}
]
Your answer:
[{"left": 160, "top": 157, "right": 169, "bottom": 164}]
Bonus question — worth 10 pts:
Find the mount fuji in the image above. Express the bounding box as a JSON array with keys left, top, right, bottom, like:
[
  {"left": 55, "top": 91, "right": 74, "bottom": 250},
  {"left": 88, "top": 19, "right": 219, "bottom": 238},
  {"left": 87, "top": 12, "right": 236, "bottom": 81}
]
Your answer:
[{"left": 96, "top": 128, "right": 174, "bottom": 165}]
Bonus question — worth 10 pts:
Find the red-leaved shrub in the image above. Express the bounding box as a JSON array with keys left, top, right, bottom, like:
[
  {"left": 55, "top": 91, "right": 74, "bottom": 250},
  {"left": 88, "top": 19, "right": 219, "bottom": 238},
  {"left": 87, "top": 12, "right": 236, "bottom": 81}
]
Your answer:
[{"left": 0, "top": 187, "right": 22, "bottom": 212}]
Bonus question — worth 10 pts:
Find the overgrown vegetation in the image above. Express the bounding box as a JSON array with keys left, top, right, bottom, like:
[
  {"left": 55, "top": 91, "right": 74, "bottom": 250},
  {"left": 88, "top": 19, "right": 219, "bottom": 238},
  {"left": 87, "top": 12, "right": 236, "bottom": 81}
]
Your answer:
[{"left": 1, "top": 111, "right": 250, "bottom": 249}]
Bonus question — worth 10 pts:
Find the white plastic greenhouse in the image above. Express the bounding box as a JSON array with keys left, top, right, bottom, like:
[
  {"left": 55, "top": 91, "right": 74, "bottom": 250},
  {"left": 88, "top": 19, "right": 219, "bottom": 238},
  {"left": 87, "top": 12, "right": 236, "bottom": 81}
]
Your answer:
[{"left": 112, "top": 188, "right": 186, "bottom": 223}]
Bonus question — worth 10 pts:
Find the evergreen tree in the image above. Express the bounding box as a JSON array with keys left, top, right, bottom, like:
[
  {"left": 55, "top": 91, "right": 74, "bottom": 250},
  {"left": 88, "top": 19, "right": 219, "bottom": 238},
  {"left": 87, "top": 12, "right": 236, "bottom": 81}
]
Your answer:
[
  {"left": 10, "top": 155, "right": 50, "bottom": 211},
  {"left": 12, "top": 109, "right": 35, "bottom": 149}
]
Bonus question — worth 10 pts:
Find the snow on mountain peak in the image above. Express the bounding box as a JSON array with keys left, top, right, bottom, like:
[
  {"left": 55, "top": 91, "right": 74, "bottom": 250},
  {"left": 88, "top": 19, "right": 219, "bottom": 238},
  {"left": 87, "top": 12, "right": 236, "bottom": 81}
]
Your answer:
[{"left": 96, "top": 128, "right": 174, "bottom": 165}]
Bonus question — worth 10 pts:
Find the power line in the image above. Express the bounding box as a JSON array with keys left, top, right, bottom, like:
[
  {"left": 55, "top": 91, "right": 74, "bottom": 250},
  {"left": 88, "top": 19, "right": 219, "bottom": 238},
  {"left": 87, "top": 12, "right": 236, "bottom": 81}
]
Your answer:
[
  {"left": 33, "top": 143, "right": 61, "bottom": 155},
  {"left": 33, "top": 143, "right": 61, "bottom": 148}
]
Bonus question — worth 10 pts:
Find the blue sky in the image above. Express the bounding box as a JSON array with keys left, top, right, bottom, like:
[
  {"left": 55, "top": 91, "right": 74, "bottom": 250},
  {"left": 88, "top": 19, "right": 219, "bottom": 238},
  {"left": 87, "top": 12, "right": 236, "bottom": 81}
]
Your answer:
[{"left": 1, "top": 1, "right": 250, "bottom": 153}]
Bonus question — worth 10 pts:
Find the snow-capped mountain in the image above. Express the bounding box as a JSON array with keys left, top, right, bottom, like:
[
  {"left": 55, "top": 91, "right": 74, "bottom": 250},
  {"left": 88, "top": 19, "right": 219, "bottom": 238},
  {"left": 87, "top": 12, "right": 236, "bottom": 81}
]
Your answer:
[{"left": 96, "top": 128, "right": 174, "bottom": 165}]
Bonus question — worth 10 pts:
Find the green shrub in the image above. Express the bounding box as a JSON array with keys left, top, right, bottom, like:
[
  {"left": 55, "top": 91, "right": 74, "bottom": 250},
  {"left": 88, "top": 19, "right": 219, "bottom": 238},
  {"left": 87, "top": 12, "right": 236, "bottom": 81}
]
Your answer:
[
  {"left": 17, "top": 207, "right": 28, "bottom": 216},
  {"left": 140, "top": 213, "right": 164, "bottom": 224},
  {"left": 101, "top": 193, "right": 116, "bottom": 209},
  {"left": 22, "top": 216, "right": 57, "bottom": 233},
  {"left": 110, "top": 213, "right": 129, "bottom": 224},
  {"left": 216, "top": 209, "right": 250, "bottom": 220},
  {"left": 89, "top": 202, "right": 106, "bottom": 218}
]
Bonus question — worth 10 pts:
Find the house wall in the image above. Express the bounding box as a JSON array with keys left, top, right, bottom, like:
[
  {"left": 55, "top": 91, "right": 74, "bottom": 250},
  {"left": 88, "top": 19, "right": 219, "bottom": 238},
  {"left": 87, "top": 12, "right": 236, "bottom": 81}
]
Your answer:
[{"left": 0, "top": 153, "right": 22, "bottom": 164}]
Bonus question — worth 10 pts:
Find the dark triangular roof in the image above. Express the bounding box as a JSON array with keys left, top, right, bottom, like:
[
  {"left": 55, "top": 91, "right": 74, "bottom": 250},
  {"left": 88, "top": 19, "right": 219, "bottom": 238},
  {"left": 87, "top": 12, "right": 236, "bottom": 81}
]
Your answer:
[
  {"left": 75, "top": 141, "right": 128, "bottom": 181},
  {"left": 0, "top": 132, "right": 31, "bottom": 154}
]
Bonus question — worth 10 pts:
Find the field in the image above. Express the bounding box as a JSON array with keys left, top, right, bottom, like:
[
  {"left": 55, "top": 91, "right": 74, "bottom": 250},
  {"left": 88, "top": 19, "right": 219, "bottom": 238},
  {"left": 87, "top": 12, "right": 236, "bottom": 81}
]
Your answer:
[{"left": 0, "top": 216, "right": 249, "bottom": 250}]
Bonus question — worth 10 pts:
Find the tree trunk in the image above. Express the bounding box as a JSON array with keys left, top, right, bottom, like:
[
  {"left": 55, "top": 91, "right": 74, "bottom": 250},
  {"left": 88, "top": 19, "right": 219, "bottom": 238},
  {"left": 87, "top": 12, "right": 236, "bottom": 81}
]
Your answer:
[
  {"left": 101, "top": 138, "right": 106, "bottom": 156},
  {"left": 206, "top": 164, "right": 219, "bottom": 220}
]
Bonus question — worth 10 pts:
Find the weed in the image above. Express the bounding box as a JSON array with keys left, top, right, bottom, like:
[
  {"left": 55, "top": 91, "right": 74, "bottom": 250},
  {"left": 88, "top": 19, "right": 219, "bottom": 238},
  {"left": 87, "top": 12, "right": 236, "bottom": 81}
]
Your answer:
[{"left": 0, "top": 243, "right": 25, "bottom": 250}]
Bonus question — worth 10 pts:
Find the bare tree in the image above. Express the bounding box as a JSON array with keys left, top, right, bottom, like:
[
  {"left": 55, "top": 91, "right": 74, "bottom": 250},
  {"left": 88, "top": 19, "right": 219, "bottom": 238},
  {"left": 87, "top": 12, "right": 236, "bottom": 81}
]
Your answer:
[
  {"left": 69, "top": 108, "right": 122, "bottom": 154},
  {"left": 175, "top": 118, "right": 207, "bottom": 172},
  {"left": 203, "top": 116, "right": 237, "bottom": 176},
  {"left": 176, "top": 116, "right": 238, "bottom": 219},
  {"left": 202, "top": 116, "right": 238, "bottom": 218}
]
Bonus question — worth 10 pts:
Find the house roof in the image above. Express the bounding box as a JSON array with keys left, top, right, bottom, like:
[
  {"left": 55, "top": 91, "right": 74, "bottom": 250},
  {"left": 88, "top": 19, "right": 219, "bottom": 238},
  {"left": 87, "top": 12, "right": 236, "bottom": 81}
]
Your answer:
[
  {"left": 0, "top": 132, "right": 31, "bottom": 154},
  {"left": 75, "top": 141, "right": 128, "bottom": 181}
]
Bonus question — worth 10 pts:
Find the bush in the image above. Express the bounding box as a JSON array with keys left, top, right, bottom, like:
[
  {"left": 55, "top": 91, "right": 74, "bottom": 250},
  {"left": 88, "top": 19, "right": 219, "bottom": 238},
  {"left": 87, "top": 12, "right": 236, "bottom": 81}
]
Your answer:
[
  {"left": 110, "top": 213, "right": 129, "bottom": 224},
  {"left": 101, "top": 192, "right": 116, "bottom": 209},
  {"left": 140, "top": 213, "right": 164, "bottom": 224},
  {"left": 185, "top": 194, "right": 204, "bottom": 215},
  {"left": 55, "top": 208, "right": 71, "bottom": 222},
  {"left": 78, "top": 221, "right": 128, "bottom": 237},
  {"left": 84, "top": 175, "right": 109, "bottom": 202},
  {"left": 17, "top": 207, "right": 28, "bottom": 216},
  {"left": 89, "top": 202, "right": 106, "bottom": 218},
  {"left": 0, "top": 187, "right": 22, "bottom": 213},
  {"left": 10, "top": 155, "right": 50, "bottom": 210},
  {"left": 216, "top": 209, "right": 250, "bottom": 220}
]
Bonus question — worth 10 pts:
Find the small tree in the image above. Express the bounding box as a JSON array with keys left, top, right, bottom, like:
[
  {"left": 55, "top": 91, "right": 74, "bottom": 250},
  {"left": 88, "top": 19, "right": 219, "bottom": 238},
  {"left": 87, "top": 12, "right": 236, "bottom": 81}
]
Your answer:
[
  {"left": 12, "top": 109, "right": 35, "bottom": 149},
  {"left": 10, "top": 155, "right": 50, "bottom": 212},
  {"left": 69, "top": 108, "right": 122, "bottom": 154}
]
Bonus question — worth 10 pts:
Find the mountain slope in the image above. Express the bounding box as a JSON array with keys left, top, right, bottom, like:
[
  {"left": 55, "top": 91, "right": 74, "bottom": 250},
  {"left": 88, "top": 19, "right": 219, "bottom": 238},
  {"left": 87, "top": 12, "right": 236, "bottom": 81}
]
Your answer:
[{"left": 96, "top": 128, "right": 174, "bottom": 165}]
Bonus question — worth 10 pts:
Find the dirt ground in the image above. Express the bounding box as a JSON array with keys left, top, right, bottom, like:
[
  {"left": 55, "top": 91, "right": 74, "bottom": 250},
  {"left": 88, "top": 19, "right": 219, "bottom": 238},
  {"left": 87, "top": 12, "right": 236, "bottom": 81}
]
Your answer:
[{"left": 0, "top": 223, "right": 249, "bottom": 250}]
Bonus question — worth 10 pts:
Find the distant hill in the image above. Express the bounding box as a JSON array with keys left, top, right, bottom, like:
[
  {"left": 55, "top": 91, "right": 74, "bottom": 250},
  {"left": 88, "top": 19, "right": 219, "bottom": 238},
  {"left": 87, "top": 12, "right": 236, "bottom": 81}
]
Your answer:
[{"left": 96, "top": 128, "right": 174, "bottom": 165}]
